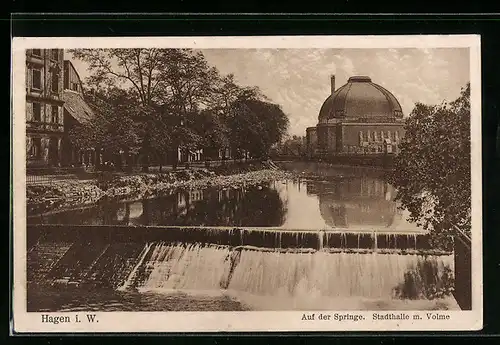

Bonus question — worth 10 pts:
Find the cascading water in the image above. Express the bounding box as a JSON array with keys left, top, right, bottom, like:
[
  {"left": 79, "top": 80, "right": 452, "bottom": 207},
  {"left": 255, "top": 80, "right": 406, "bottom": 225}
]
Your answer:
[
  {"left": 27, "top": 163, "right": 462, "bottom": 312},
  {"left": 123, "top": 241, "right": 454, "bottom": 310},
  {"left": 227, "top": 249, "right": 452, "bottom": 299},
  {"left": 137, "top": 243, "right": 231, "bottom": 293}
]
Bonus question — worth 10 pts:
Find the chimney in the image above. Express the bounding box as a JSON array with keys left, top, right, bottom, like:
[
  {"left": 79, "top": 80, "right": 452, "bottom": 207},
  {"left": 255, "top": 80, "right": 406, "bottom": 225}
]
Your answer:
[{"left": 330, "top": 75, "right": 336, "bottom": 95}]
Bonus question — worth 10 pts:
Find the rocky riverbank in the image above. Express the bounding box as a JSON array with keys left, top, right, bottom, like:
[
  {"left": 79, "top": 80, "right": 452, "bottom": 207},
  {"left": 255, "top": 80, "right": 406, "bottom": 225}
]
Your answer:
[{"left": 27, "top": 166, "right": 294, "bottom": 215}]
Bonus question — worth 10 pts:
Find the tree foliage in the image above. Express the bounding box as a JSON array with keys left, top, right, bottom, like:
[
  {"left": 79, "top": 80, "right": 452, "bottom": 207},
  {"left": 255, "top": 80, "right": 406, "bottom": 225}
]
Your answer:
[
  {"left": 272, "top": 135, "right": 307, "bottom": 157},
  {"left": 228, "top": 99, "right": 289, "bottom": 158},
  {"left": 69, "top": 87, "right": 141, "bottom": 158},
  {"left": 70, "top": 48, "right": 170, "bottom": 106},
  {"left": 389, "top": 83, "right": 471, "bottom": 249},
  {"left": 69, "top": 48, "right": 290, "bottom": 168},
  {"left": 190, "top": 110, "right": 230, "bottom": 151}
]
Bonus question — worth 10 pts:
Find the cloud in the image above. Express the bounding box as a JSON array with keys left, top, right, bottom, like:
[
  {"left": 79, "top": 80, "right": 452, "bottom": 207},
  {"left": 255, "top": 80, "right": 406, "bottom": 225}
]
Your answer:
[{"left": 203, "top": 48, "right": 469, "bottom": 135}]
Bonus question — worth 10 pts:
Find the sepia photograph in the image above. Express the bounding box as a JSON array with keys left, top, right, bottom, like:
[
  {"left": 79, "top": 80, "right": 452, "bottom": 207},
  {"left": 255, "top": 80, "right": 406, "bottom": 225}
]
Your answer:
[{"left": 12, "top": 35, "right": 482, "bottom": 332}]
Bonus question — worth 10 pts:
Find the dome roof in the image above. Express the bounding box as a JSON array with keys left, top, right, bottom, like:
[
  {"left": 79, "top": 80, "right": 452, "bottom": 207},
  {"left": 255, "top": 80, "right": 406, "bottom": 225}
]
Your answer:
[{"left": 318, "top": 76, "right": 403, "bottom": 123}]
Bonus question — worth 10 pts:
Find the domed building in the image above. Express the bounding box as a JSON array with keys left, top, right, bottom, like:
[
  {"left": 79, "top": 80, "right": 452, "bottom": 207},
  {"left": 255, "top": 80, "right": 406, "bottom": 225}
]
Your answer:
[{"left": 306, "top": 75, "right": 405, "bottom": 156}]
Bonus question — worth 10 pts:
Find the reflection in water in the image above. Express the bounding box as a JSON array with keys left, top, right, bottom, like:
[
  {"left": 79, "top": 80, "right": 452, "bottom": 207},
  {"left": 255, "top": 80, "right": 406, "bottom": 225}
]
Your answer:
[
  {"left": 312, "top": 178, "right": 407, "bottom": 230},
  {"left": 27, "top": 164, "right": 456, "bottom": 311},
  {"left": 30, "top": 184, "right": 287, "bottom": 228},
  {"left": 29, "top": 165, "right": 420, "bottom": 232}
]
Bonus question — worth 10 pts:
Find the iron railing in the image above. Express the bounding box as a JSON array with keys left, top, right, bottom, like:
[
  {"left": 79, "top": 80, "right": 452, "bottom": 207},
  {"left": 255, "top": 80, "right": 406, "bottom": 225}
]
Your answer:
[
  {"left": 25, "top": 158, "right": 262, "bottom": 184},
  {"left": 26, "top": 167, "right": 96, "bottom": 185}
]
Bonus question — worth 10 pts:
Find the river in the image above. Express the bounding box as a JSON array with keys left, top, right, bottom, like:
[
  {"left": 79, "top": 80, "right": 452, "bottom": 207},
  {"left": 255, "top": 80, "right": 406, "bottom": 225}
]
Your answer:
[{"left": 27, "top": 162, "right": 459, "bottom": 311}]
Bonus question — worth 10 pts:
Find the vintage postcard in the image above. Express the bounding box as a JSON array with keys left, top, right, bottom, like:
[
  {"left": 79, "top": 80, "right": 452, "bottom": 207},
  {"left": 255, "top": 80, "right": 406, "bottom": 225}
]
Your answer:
[{"left": 11, "top": 35, "right": 482, "bottom": 333}]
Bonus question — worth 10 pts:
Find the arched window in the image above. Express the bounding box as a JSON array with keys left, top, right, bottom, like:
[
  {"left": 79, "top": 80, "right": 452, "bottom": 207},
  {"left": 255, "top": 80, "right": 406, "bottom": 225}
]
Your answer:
[
  {"left": 387, "top": 131, "right": 391, "bottom": 141},
  {"left": 367, "top": 130, "right": 371, "bottom": 141},
  {"left": 359, "top": 131, "right": 363, "bottom": 145},
  {"left": 380, "top": 130, "right": 384, "bottom": 140},
  {"left": 374, "top": 131, "right": 378, "bottom": 141},
  {"left": 395, "top": 131, "right": 400, "bottom": 142}
]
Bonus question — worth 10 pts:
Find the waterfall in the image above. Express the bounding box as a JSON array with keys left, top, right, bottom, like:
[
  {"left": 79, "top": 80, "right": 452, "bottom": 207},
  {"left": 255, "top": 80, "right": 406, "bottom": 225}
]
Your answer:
[
  {"left": 138, "top": 243, "right": 231, "bottom": 293},
  {"left": 229, "top": 250, "right": 422, "bottom": 298},
  {"left": 117, "top": 243, "right": 454, "bottom": 310},
  {"left": 30, "top": 232, "right": 455, "bottom": 311}
]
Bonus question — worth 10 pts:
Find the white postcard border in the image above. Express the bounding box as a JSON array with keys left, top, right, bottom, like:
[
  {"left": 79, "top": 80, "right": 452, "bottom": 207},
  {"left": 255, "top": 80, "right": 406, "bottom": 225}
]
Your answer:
[{"left": 11, "top": 35, "right": 483, "bottom": 333}]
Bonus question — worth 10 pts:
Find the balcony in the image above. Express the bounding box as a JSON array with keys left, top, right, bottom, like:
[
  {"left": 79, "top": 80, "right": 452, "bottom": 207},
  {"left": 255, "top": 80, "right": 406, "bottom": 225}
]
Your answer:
[
  {"left": 26, "top": 91, "right": 64, "bottom": 104},
  {"left": 26, "top": 121, "right": 64, "bottom": 132},
  {"left": 26, "top": 54, "right": 44, "bottom": 66}
]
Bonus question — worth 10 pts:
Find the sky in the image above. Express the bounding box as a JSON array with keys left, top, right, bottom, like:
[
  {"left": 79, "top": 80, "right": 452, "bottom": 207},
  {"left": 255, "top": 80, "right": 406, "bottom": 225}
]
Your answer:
[{"left": 68, "top": 48, "right": 470, "bottom": 136}]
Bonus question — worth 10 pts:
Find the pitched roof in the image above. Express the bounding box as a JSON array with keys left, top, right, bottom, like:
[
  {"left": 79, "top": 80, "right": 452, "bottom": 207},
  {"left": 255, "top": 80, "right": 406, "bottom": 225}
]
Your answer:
[{"left": 62, "top": 90, "right": 95, "bottom": 124}]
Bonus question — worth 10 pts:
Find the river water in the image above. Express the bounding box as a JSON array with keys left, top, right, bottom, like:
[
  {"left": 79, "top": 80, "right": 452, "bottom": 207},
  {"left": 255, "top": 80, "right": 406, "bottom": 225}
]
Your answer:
[{"left": 27, "top": 162, "right": 459, "bottom": 311}]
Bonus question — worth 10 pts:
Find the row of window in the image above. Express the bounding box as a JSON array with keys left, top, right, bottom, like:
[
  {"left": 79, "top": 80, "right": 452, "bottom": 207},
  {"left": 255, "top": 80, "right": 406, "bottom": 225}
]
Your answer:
[
  {"left": 346, "top": 144, "right": 397, "bottom": 154},
  {"left": 31, "top": 49, "right": 59, "bottom": 60},
  {"left": 28, "top": 137, "right": 61, "bottom": 160},
  {"left": 30, "top": 68, "right": 60, "bottom": 92},
  {"left": 359, "top": 130, "right": 400, "bottom": 143},
  {"left": 31, "top": 103, "right": 60, "bottom": 123}
]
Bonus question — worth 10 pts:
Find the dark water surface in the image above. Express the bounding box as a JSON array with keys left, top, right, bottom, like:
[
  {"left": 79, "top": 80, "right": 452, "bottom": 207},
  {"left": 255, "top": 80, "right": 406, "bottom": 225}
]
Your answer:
[
  {"left": 27, "top": 162, "right": 458, "bottom": 311},
  {"left": 28, "top": 162, "right": 420, "bottom": 232}
]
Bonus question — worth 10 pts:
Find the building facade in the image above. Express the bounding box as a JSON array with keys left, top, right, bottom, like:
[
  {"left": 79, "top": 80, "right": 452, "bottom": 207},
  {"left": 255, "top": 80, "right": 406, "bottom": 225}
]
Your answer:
[
  {"left": 306, "top": 75, "right": 405, "bottom": 156},
  {"left": 306, "top": 127, "right": 318, "bottom": 157},
  {"left": 62, "top": 60, "right": 97, "bottom": 168},
  {"left": 26, "top": 49, "right": 65, "bottom": 168}
]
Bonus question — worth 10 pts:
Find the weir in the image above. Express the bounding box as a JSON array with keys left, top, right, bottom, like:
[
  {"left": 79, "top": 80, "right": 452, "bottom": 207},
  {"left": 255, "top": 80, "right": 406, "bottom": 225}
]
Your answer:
[
  {"left": 28, "top": 239, "right": 455, "bottom": 311},
  {"left": 27, "top": 224, "right": 441, "bottom": 253},
  {"left": 25, "top": 161, "right": 463, "bottom": 311},
  {"left": 27, "top": 224, "right": 456, "bottom": 311}
]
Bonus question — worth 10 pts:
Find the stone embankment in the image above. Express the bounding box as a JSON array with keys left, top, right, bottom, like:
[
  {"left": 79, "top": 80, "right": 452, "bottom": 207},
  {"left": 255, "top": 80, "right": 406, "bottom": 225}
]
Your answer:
[{"left": 27, "top": 163, "right": 294, "bottom": 215}]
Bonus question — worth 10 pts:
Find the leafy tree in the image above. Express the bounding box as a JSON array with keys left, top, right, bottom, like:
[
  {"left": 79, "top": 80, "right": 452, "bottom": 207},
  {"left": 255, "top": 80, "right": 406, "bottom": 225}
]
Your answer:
[
  {"left": 70, "top": 48, "right": 290, "bottom": 168},
  {"left": 273, "top": 135, "right": 307, "bottom": 157},
  {"left": 169, "top": 110, "right": 203, "bottom": 169},
  {"left": 69, "top": 87, "right": 141, "bottom": 168},
  {"left": 69, "top": 48, "right": 170, "bottom": 106},
  {"left": 156, "top": 49, "right": 220, "bottom": 114},
  {"left": 71, "top": 48, "right": 223, "bottom": 170},
  {"left": 206, "top": 74, "right": 265, "bottom": 159},
  {"left": 228, "top": 99, "right": 289, "bottom": 159},
  {"left": 190, "top": 109, "right": 230, "bottom": 159},
  {"left": 208, "top": 74, "right": 263, "bottom": 115},
  {"left": 70, "top": 48, "right": 175, "bottom": 170},
  {"left": 389, "top": 83, "right": 471, "bottom": 250}
]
